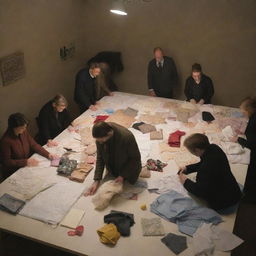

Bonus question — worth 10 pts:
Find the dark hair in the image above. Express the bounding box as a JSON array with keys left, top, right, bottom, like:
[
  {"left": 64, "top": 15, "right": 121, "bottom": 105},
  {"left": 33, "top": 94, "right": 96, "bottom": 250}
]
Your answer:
[
  {"left": 92, "top": 121, "right": 113, "bottom": 138},
  {"left": 8, "top": 113, "right": 28, "bottom": 130},
  {"left": 153, "top": 47, "right": 163, "bottom": 54},
  {"left": 184, "top": 133, "right": 210, "bottom": 152},
  {"left": 192, "top": 63, "right": 202, "bottom": 72},
  {"left": 240, "top": 97, "right": 256, "bottom": 116},
  {"left": 89, "top": 62, "right": 100, "bottom": 69}
]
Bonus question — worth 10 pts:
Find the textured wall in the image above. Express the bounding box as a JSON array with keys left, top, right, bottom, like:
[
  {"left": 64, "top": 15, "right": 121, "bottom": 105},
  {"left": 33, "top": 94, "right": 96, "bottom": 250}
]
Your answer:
[
  {"left": 0, "top": 0, "right": 89, "bottom": 135},
  {"left": 83, "top": 0, "right": 256, "bottom": 106}
]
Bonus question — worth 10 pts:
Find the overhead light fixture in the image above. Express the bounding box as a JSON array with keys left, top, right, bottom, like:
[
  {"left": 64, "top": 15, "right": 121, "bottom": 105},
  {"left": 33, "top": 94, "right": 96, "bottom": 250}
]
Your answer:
[{"left": 110, "top": 0, "right": 127, "bottom": 16}]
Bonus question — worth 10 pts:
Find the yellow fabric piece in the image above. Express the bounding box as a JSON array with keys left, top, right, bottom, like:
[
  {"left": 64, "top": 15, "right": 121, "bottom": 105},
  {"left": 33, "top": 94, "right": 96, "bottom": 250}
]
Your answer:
[{"left": 97, "top": 223, "right": 121, "bottom": 245}]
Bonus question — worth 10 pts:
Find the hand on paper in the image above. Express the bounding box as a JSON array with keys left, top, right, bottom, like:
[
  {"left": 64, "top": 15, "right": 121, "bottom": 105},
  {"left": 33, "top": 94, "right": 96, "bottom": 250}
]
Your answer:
[
  {"left": 149, "top": 90, "right": 156, "bottom": 97},
  {"left": 84, "top": 181, "right": 100, "bottom": 196},
  {"left": 27, "top": 158, "right": 39, "bottom": 167},
  {"left": 47, "top": 139, "right": 58, "bottom": 147},
  {"left": 178, "top": 172, "right": 188, "bottom": 185},
  {"left": 89, "top": 105, "right": 98, "bottom": 111}
]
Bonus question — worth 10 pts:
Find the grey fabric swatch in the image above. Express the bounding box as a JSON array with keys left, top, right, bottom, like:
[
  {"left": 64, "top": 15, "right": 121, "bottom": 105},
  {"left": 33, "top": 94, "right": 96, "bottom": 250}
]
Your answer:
[
  {"left": 123, "top": 107, "right": 138, "bottom": 117},
  {"left": 0, "top": 193, "right": 26, "bottom": 215},
  {"left": 138, "top": 124, "right": 156, "bottom": 134},
  {"left": 141, "top": 217, "right": 165, "bottom": 236},
  {"left": 161, "top": 233, "right": 187, "bottom": 255}
]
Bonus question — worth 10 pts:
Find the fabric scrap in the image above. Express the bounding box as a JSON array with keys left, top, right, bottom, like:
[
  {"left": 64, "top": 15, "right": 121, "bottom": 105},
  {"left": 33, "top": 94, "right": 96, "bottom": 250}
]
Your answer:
[
  {"left": 161, "top": 233, "right": 187, "bottom": 255},
  {"left": 168, "top": 130, "right": 186, "bottom": 147},
  {"left": 97, "top": 223, "right": 121, "bottom": 245},
  {"left": 150, "top": 129, "right": 163, "bottom": 140},
  {"left": 0, "top": 193, "right": 26, "bottom": 215},
  {"left": 138, "top": 123, "right": 156, "bottom": 134},
  {"left": 61, "top": 208, "right": 85, "bottom": 229},
  {"left": 146, "top": 159, "right": 167, "bottom": 172},
  {"left": 141, "top": 217, "right": 165, "bottom": 236},
  {"left": 94, "top": 115, "right": 109, "bottom": 123}
]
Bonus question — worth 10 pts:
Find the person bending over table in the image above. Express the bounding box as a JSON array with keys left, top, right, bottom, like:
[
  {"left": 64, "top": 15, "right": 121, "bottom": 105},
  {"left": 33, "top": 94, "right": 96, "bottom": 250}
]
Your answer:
[
  {"left": 0, "top": 113, "right": 54, "bottom": 179},
  {"left": 178, "top": 133, "right": 242, "bottom": 211},
  {"left": 85, "top": 121, "right": 141, "bottom": 196},
  {"left": 37, "top": 94, "right": 71, "bottom": 147},
  {"left": 74, "top": 62, "right": 101, "bottom": 114},
  {"left": 234, "top": 97, "right": 256, "bottom": 202},
  {"left": 184, "top": 63, "right": 214, "bottom": 104}
]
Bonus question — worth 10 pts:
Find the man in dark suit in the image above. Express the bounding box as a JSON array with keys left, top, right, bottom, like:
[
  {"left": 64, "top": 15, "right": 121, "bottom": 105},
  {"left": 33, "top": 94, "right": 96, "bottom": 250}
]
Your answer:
[
  {"left": 147, "top": 47, "right": 178, "bottom": 98},
  {"left": 74, "top": 62, "right": 101, "bottom": 113}
]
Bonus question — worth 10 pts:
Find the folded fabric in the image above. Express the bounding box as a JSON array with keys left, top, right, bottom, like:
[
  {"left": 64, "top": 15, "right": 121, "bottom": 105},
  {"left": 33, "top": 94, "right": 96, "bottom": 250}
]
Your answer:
[
  {"left": 221, "top": 126, "right": 234, "bottom": 141},
  {"left": 57, "top": 157, "right": 77, "bottom": 176},
  {"left": 104, "top": 210, "right": 135, "bottom": 236},
  {"left": 161, "top": 233, "right": 187, "bottom": 255},
  {"left": 119, "top": 179, "right": 148, "bottom": 199},
  {"left": 150, "top": 190, "right": 222, "bottom": 236},
  {"left": 176, "top": 111, "right": 190, "bottom": 123},
  {"left": 51, "top": 157, "right": 61, "bottom": 167},
  {"left": 97, "top": 223, "right": 121, "bottom": 245},
  {"left": 146, "top": 159, "right": 167, "bottom": 172},
  {"left": 168, "top": 130, "right": 186, "bottom": 147},
  {"left": 85, "top": 144, "right": 97, "bottom": 155},
  {"left": 150, "top": 129, "right": 163, "bottom": 140},
  {"left": 0, "top": 193, "right": 26, "bottom": 215},
  {"left": 141, "top": 217, "right": 165, "bottom": 236},
  {"left": 202, "top": 111, "right": 215, "bottom": 122},
  {"left": 220, "top": 142, "right": 244, "bottom": 155},
  {"left": 61, "top": 208, "right": 85, "bottom": 229},
  {"left": 92, "top": 180, "right": 123, "bottom": 210},
  {"left": 94, "top": 115, "right": 109, "bottom": 123},
  {"left": 67, "top": 225, "right": 84, "bottom": 236},
  {"left": 138, "top": 123, "right": 156, "bottom": 134},
  {"left": 69, "top": 164, "right": 93, "bottom": 183},
  {"left": 132, "top": 122, "right": 145, "bottom": 130},
  {"left": 123, "top": 107, "right": 138, "bottom": 117},
  {"left": 139, "top": 166, "right": 151, "bottom": 178}
]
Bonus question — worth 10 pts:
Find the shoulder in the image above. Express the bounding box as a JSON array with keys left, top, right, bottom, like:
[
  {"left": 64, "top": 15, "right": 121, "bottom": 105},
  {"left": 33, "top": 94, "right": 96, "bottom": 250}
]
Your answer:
[
  {"left": 148, "top": 59, "right": 155, "bottom": 66},
  {"left": 76, "top": 68, "right": 89, "bottom": 78},
  {"left": 0, "top": 131, "right": 14, "bottom": 146},
  {"left": 110, "top": 122, "right": 134, "bottom": 141},
  {"left": 40, "top": 101, "right": 53, "bottom": 114},
  {"left": 164, "top": 56, "right": 174, "bottom": 62},
  {"left": 186, "top": 76, "right": 193, "bottom": 83},
  {"left": 207, "top": 144, "right": 226, "bottom": 158},
  {"left": 202, "top": 74, "right": 213, "bottom": 83}
]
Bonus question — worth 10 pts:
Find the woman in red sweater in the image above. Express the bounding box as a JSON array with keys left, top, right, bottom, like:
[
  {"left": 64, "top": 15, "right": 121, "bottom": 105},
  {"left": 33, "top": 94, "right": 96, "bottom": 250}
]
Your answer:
[{"left": 0, "top": 113, "right": 53, "bottom": 179}]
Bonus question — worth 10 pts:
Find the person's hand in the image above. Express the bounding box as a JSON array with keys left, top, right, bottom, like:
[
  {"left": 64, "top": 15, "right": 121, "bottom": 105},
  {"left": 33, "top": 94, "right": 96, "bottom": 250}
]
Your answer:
[
  {"left": 198, "top": 99, "right": 205, "bottom": 105},
  {"left": 230, "top": 136, "right": 238, "bottom": 143},
  {"left": 47, "top": 139, "right": 58, "bottom": 147},
  {"left": 68, "top": 125, "right": 76, "bottom": 132},
  {"left": 178, "top": 172, "right": 188, "bottom": 185},
  {"left": 114, "top": 176, "right": 124, "bottom": 183},
  {"left": 149, "top": 90, "right": 156, "bottom": 97},
  {"left": 27, "top": 158, "right": 39, "bottom": 167},
  {"left": 190, "top": 99, "right": 197, "bottom": 104},
  {"left": 95, "top": 101, "right": 100, "bottom": 106},
  {"left": 89, "top": 105, "right": 97, "bottom": 111},
  {"left": 84, "top": 181, "right": 100, "bottom": 196},
  {"left": 178, "top": 166, "right": 187, "bottom": 174},
  {"left": 48, "top": 154, "right": 59, "bottom": 160},
  {"left": 109, "top": 92, "right": 114, "bottom": 96}
]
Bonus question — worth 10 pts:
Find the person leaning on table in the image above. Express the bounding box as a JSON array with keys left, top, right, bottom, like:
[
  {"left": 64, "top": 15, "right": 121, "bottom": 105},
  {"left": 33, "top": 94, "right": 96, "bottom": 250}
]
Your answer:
[
  {"left": 178, "top": 133, "right": 242, "bottom": 211},
  {"left": 85, "top": 121, "right": 142, "bottom": 196},
  {"left": 0, "top": 113, "right": 55, "bottom": 179}
]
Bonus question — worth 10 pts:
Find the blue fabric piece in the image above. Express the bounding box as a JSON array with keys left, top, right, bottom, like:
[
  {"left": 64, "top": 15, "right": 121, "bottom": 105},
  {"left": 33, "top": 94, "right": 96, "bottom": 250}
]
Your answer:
[
  {"left": 104, "top": 108, "right": 114, "bottom": 114},
  {"left": 150, "top": 190, "right": 222, "bottom": 236}
]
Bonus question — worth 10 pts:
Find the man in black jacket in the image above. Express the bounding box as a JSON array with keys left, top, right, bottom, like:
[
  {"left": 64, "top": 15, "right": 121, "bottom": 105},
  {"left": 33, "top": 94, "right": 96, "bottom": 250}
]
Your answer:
[
  {"left": 74, "top": 62, "right": 101, "bottom": 113},
  {"left": 184, "top": 63, "right": 214, "bottom": 104},
  {"left": 147, "top": 47, "right": 178, "bottom": 98},
  {"left": 178, "top": 133, "right": 242, "bottom": 211}
]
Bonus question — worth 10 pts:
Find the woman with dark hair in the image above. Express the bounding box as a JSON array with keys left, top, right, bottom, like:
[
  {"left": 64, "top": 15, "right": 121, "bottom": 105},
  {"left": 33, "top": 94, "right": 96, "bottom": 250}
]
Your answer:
[
  {"left": 37, "top": 94, "right": 71, "bottom": 146},
  {"left": 236, "top": 97, "right": 256, "bottom": 201},
  {"left": 0, "top": 113, "right": 53, "bottom": 179},
  {"left": 184, "top": 63, "right": 214, "bottom": 104}
]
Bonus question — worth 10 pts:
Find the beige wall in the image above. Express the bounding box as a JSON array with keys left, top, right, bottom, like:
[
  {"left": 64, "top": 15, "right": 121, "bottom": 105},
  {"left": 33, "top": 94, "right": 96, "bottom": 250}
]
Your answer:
[
  {"left": 1, "top": 0, "right": 256, "bottom": 135},
  {"left": 0, "top": 0, "right": 89, "bottom": 135}
]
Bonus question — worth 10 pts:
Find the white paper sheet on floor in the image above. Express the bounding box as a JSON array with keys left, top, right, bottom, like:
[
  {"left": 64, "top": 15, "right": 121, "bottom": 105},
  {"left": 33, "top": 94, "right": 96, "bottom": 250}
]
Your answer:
[{"left": 19, "top": 181, "right": 85, "bottom": 225}]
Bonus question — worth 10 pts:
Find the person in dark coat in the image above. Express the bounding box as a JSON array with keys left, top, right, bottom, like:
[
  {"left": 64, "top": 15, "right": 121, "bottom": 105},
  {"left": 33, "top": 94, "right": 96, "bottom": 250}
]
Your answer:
[
  {"left": 178, "top": 133, "right": 242, "bottom": 211},
  {"left": 37, "top": 94, "right": 71, "bottom": 146},
  {"left": 85, "top": 121, "right": 142, "bottom": 196},
  {"left": 147, "top": 47, "right": 178, "bottom": 98},
  {"left": 236, "top": 97, "right": 256, "bottom": 202},
  {"left": 74, "top": 62, "right": 101, "bottom": 113},
  {"left": 184, "top": 63, "right": 214, "bottom": 104},
  {"left": 0, "top": 113, "right": 53, "bottom": 179}
]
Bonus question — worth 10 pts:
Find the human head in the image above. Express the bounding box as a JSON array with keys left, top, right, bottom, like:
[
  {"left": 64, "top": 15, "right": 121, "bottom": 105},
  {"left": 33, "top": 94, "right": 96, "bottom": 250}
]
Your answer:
[
  {"left": 153, "top": 47, "right": 164, "bottom": 62},
  {"left": 92, "top": 121, "right": 114, "bottom": 143},
  {"left": 52, "top": 94, "right": 68, "bottom": 112},
  {"left": 89, "top": 62, "right": 101, "bottom": 77},
  {"left": 8, "top": 113, "right": 29, "bottom": 136},
  {"left": 184, "top": 133, "right": 210, "bottom": 157},
  {"left": 191, "top": 63, "right": 202, "bottom": 82},
  {"left": 239, "top": 97, "right": 256, "bottom": 118}
]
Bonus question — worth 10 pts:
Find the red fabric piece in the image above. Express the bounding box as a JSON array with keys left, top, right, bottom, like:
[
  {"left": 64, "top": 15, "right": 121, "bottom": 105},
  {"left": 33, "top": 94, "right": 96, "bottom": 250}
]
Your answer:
[
  {"left": 94, "top": 115, "right": 109, "bottom": 123},
  {"left": 168, "top": 130, "right": 186, "bottom": 147},
  {"left": 67, "top": 225, "right": 84, "bottom": 236}
]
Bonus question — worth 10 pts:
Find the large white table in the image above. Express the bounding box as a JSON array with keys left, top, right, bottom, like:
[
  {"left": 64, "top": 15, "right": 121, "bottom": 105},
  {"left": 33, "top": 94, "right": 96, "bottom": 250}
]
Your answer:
[{"left": 0, "top": 92, "right": 247, "bottom": 256}]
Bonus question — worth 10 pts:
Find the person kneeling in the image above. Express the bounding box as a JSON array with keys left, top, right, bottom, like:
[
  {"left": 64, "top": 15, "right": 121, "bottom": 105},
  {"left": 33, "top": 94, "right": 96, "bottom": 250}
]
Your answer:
[{"left": 178, "top": 133, "right": 242, "bottom": 211}]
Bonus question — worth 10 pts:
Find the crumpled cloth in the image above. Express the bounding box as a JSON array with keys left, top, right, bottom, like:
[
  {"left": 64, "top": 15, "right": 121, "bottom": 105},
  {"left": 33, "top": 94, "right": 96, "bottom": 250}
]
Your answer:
[
  {"left": 141, "top": 217, "right": 165, "bottom": 236},
  {"left": 146, "top": 159, "right": 167, "bottom": 172},
  {"left": 168, "top": 130, "right": 186, "bottom": 147},
  {"left": 97, "top": 223, "right": 121, "bottom": 245}
]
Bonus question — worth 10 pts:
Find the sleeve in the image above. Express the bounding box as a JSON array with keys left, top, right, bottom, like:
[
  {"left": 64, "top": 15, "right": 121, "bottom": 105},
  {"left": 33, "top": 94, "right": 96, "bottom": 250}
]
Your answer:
[
  {"left": 184, "top": 78, "right": 192, "bottom": 101},
  {"left": 27, "top": 132, "right": 49, "bottom": 158},
  {"left": 183, "top": 178, "right": 209, "bottom": 198},
  {"left": 62, "top": 110, "right": 72, "bottom": 130},
  {"left": 203, "top": 77, "right": 214, "bottom": 103},
  {"left": 93, "top": 142, "right": 105, "bottom": 180},
  {"left": 75, "top": 75, "right": 92, "bottom": 109},
  {"left": 119, "top": 135, "right": 141, "bottom": 184},
  {"left": 38, "top": 110, "right": 52, "bottom": 142},
  {"left": 184, "top": 161, "right": 201, "bottom": 174},
  {"left": 0, "top": 140, "right": 27, "bottom": 169},
  {"left": 147, "top": 62, "right": 154, "bottom": 90}
]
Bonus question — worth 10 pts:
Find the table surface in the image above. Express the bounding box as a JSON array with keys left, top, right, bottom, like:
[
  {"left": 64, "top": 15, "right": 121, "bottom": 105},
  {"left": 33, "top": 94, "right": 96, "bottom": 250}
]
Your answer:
[{"left": 0, "top": 92, "right": 247, "bottom": 256}]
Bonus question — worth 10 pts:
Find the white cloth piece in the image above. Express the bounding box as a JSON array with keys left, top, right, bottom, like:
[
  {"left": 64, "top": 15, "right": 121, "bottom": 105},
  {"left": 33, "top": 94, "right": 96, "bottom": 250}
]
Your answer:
[
  {"left": 60, "top": 208, "right": 85, "bottom": 229},
  {"left": 20, "top": 181, "right": 85, "bottom": 225},
  {"left": 221, "top": 126, "right": 234, "bottom": 142},
  {"left": 227, "top": 148, "right": 250, "bottom": 165},
  {"left": 220, "top": 142, "right": 244, "bottom": 155},
  {"left": 147, "top": 175, "right": 188, "bottom": 196}
]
